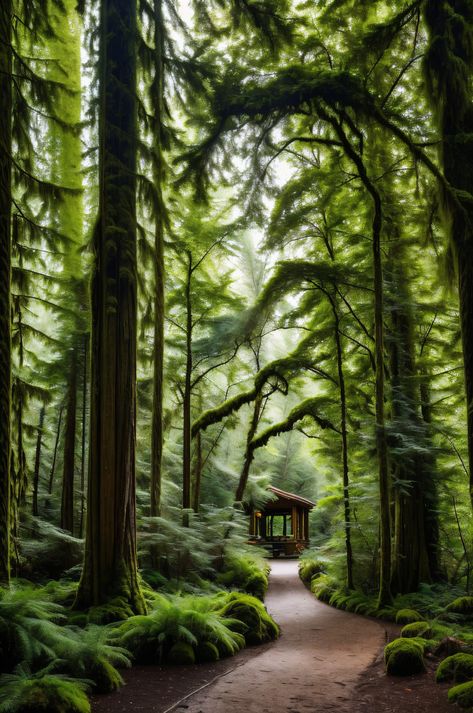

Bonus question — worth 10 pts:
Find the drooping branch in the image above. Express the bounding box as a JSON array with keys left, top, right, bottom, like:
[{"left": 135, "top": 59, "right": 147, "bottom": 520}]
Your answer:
[
  {"left": 249, "top": 397, "right": 338, "bottom": 452},
  {"left": 191, "top": 347, "right": 329, "bottom": 437}
]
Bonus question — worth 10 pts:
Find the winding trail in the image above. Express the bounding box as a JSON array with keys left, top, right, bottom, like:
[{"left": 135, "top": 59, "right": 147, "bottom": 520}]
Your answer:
[{"left": 180, "top": 560, "right": 385, "bottom": 713}]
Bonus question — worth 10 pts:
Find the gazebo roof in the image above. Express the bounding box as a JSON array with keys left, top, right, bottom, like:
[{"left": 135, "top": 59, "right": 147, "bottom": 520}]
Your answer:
[{"left": 267, "top": 486, "right": 315, "bottom": 509}]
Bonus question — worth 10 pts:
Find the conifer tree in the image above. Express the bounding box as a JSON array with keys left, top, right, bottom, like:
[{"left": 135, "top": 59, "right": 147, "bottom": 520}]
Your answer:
[
  {"left": 0, "top": 0, "right": 12, "bottom": 585},
  {"left": 76, "top": 0, "right": 145, "bottom": 612}
]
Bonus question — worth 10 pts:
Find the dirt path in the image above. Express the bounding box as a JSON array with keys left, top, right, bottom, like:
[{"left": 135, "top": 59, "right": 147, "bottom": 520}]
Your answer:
[
  {"left": 178, "top": 560, "right": 384, "bottom": 713},
  {"left": 93, "top": 561, "right": 452, "bottom": 713}
]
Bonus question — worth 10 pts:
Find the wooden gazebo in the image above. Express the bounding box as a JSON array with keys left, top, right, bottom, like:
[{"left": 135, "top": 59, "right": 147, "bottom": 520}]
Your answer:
[{"left": 248, "top": 486, "right": 315, "bottom": 557}]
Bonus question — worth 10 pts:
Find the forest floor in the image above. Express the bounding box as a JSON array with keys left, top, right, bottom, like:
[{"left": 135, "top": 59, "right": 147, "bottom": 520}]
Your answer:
[{"left": 92, "top": 561, "right": 453, "bottom": 713}]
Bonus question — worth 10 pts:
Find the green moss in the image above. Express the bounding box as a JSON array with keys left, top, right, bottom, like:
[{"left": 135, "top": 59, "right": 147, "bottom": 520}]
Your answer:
[
  {"left": 446, "top": 597, "right": 473, "bottom": 615},
  {"left": 448, "top": 680, "right": 473, "bottom": 708},
  {"left": 87, "top": 597, "right": 134, "bottom": 625},
  {"left": 436, "top": 654, "right": 473, "bottom": 683},
  {"left": 219, "top": 593, "right": 279, "bottom": 646},
  {"left": 166, "top": 642, "right": 196, "bottom": 665},
  {"left": 395, "top": 608, "right": 424, "bottom": 624},
  {"left": 195, "top": 641, "right": 220, "bottom": 663},
  {"left": 384, "top": 638, "right": 425, "bottom": 676},
  {"left": 401, "top": 622, "right": 432, "bottom": 639}
]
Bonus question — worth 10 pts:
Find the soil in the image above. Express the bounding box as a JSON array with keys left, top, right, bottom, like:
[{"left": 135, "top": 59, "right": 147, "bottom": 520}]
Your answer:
[{"left": 91, "top": 561, "right": 456, "bottom": 713}]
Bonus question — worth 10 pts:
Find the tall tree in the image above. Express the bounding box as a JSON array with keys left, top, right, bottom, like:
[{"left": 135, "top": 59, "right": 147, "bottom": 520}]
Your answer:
[
  {"left": 76, "top": 0, "right": 145, "bottom": 612},
  {"left": 423, "top": 1, "right": 473, "bottom": 509},
  {"left": 0, "top": 0, "right": 12, "bottom": 585}
]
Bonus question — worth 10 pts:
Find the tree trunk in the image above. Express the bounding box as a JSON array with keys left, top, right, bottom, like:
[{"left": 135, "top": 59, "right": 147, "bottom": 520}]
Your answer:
[
  {"left": 322, "top": 110, "right": 392, "bottom": 606},
  {"left": 150, "top": 0, "right": 165, "bottom": 519},
  {"left": 419, "top": 375, "right": 442, "bottom": 580},
  {"left": 182, "top": 252, "right": 193, "bottom": 515},
  {"left": 0, "top": 0, "right": 12, "bottom": 585},
  {"left": 388, "top": 246, "right": 433, "bottom": 593},
  {"left": 47, "top": 404, "right": 63, "bottom": 498},
  {"left": 192, "top": 428, "right": 203, "bottom": 512},
  {"left": 235, "top": 392, "right": 263, "bottom": 502},
  {"left": 32, "top": 406, "right": 45, "bottom": 517},
  {"left": 151, "top": 223, "right": 164, "bottom": 517},
  {"left": 331, "top": 298, "right": 354, "bottom": 590},
  {"left": 76, "top": 0, "right": 145, "bottom": 612},
  {"left": 79, "top": 334, "right": 88, "bottom": 537},
  {"left": 61, "top": 350, "right": 77, "bottom": 533},
  {"left": 424, "top": 1, "right": 473, "bottom": 510}
]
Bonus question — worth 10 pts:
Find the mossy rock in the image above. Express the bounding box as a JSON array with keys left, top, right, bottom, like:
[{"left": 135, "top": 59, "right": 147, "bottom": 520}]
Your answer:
[
  {"left": 436, "top": 654, "right": 473, "bottom": 683},
  {"left": 448, "top": 680, "right": 473, "bottom": 708},
  {"left": 401, "top": 622, "right": 432, "bottom": 639},
  {"left": 195, "top": 641, "right": 220, "bottom": 663},
  {"left": 166, "top": 642, "right": 196, "bottom": 665},
  {"left": 395, "top": 609, "right": 424, "bottom": 625},
  {"left": 385, "top": 638, "right": 425, "bottom": 676},
  {"left": 446, "top": 597, "right": 473, "bottom": 616}
]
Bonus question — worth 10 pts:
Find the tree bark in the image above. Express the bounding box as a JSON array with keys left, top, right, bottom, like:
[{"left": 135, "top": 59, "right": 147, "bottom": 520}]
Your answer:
[
  {"left": 424, "top": 1, "right": 473, "bottom": 510},
  {"left": 79, "top": 334, "right": 88, "bottom": 537},
  {"left": 150, "top": 0, "right": 165, "bottom": 519},
  {"left": 76, "top": 0, "right": 145, "bottom": 612},
  {"left": 0, "top": 0, "right": 12, "bottom": 585},
  {"left": 235, "top": 392, "right": 263, "bottom": 502},
  {"left": 182, "top": 252, "right": 193, "bottom": 515},
  {"left": 61, "top": 350, "right": 77, "bottom": 533},
  {"left": 32, "top": 406, "right": 45, "bottom": 517},
  {"left": 331, "top": 296, "right": 354, "bottom": 590},
  {"left": 47, "top": 404, "right": 63, "bottom": 499}
]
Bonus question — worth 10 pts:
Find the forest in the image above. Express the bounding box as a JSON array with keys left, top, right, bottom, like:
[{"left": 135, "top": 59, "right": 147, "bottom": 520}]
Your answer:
[{"left": 2, "top": 0, "right": 473, "bottom": 712}]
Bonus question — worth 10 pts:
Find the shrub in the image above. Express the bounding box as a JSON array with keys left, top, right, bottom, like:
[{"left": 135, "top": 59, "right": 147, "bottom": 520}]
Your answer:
[
  {"left": 448, "top": 681, "right": 473, "bottom": 708},
  {"left": 216, "top": 553, "right": 269, "bottom": 601},
  {"left": 57, "top": 626, "right": 131, "bottom": 694},
  {"left": 401, "top": 622, "right": 432, "bottom": 639},
  {"left": 384, "top": 638, "right": 425, "bottom": 676},
  {"left": 218, "top": 593, "right": 279, "bottom": 645},
  {"left": 0, "top": 665, "right": 91, "bottom": 713},
  {"left": 446, "top": 597, "right": 473, "bottom": 616},
  {"left": 310, "top": 574, "right": 337, "bottom": 603},
  {"left": 395, "top": 609, "right": 423, "bottom": 625},
  {"left": 298, "top": 558, "right": 325, "bottom": 585},
  {"left": 112, "top": 593, "right": 245, "bottom": 664},
  {"left": 0, "top": 585, "right": 69, "bottom": 673},
  {"left": 195, "top": 642, "right": 219, "bottom": 663},
  {"left": 166, "top": 642, "right": 195, "bottom": 665},
  {"left": 436, "top": 654, "right": 473, "bottom": 683}
]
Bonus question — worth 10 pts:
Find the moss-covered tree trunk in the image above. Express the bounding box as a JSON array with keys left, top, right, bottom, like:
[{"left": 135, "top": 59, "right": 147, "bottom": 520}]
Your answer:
[
  {"left": 150, "top": 0, "right": 165, "bottom": 519},
  {"left": 0, "top": 0, "right": 12, "bottom": 585},
  {"left": 424, "top": 1, "right": 473, "bottom": 510},
  {"left": 76, "top": 0, "right": 145, "bottom": 612},
  {"left": 61, "top": 353, "right": 77, "bottom": 533},
  {"left": 388, "top": 273, "right": 431, "bottom": 592}
]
